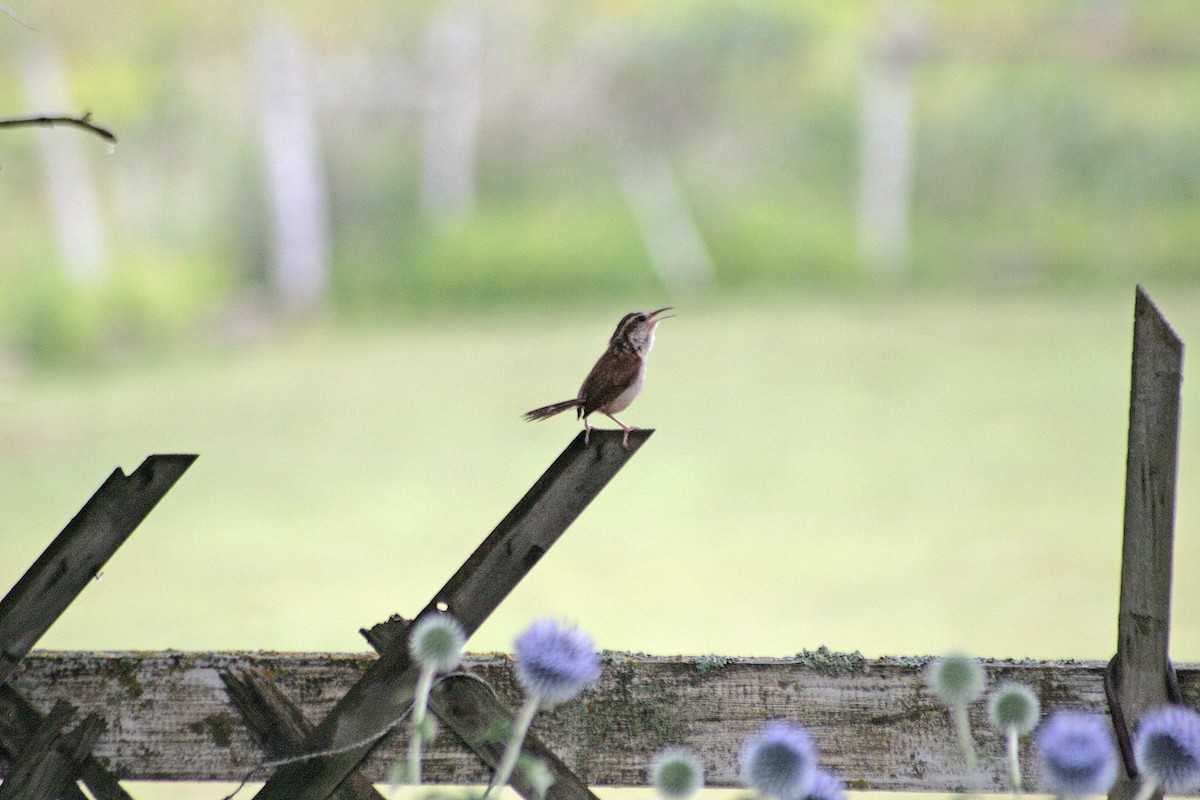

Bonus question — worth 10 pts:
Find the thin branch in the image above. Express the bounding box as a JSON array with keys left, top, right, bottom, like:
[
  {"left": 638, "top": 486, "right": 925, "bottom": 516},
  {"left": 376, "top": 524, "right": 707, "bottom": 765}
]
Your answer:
[
  {"left": 0, "top": 2, "right": 35, "bottom": 30},
  {"left": 0, "top": 113, "right": 116, "bottom": 143}
]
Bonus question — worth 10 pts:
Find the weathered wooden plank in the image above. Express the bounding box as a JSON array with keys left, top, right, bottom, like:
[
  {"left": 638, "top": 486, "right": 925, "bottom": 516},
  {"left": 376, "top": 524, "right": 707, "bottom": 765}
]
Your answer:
[
  {"left": 8, "top": 650, "right": 1200, "bottom": 793},
  {"left": 363, "top": 619, "right": 601, "bottom": 800},
  {"left": 1109, "top": 287, "right": 1184, "bottom": 800},
  {"left": 0, "top": 684, "right": 134, "bottom": 800},
  {"left": 0, "top": 699, "right": 103, "bottom": 800},
  {"left": 221, "top": 668, "right": 385, "bottom": 800},
  {"left": 253, "top": 430, "right": 652, "bottom": 800},
  {"left": 0, "top": 454, "right": 197, "bottom": 684}
]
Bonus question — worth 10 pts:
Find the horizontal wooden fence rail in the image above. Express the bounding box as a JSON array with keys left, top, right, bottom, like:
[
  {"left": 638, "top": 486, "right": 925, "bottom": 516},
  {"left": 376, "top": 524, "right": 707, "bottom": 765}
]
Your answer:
[{"left": 6, "top": 650, "right": 1199, "bottom": 793}]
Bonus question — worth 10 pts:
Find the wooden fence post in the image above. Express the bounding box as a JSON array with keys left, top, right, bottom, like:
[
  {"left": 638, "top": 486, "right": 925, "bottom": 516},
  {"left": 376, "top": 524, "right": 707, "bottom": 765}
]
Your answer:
[{"left": 1107, "top": 287, "right": 1185, "bottom": 800}]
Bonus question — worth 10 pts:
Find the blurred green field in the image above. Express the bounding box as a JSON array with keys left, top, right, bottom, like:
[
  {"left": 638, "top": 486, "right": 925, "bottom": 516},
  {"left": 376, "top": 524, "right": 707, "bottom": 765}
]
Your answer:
[{"left": 2, "top": 285, "right": 1197, "bottom": 664}]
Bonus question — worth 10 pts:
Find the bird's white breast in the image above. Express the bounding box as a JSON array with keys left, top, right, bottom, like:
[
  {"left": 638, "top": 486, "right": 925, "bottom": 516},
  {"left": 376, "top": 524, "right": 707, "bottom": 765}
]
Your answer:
[{"left": 604, "top": 366, "right": 645, "bottom": 413}]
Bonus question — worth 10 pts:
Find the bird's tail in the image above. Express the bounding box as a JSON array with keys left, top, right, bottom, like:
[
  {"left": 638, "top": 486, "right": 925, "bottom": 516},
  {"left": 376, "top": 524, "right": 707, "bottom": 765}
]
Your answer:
[{"left": 523, "top": 399, "right": 582, "bottom": 422}]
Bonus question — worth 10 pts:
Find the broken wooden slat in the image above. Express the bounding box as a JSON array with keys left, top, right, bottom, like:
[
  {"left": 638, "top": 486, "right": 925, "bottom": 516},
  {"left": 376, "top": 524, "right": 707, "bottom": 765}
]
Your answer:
[
  {"left": 0, "top": 454, "right": 198, "bottom": 684},
  {"left": 8, "top": 650, "right": 1200, "bottom": 793},
  {"left": 1109, "top": 287, "right": 1186, "bottom": 800},
  {"left": 0, "top": 684, "right": 133, "bottom": 800},
  {"left": 252, "top": 430, "right": 651, "bottom": 800},
  {"left": 221, "top": 668, "right": 385, "bottom": 800},
  {"left": 0, "top": 699, "right": 103, "bottom": 800}
]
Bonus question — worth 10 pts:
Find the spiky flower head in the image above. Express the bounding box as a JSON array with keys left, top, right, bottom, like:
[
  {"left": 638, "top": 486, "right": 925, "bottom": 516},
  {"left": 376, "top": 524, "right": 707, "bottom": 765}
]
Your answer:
[
  {"left": 988, "top": 683, "right": 1041, "bottom": 735},
  {"left": 1036, "top": 712, "right": 1119, "bottom": 796},
  {"left": 926, "top": 654, "right": 986, "bottom": 707},
  {"left": 513, "top": 618, "right": 600, "bottom": 706},
  {"left": 517, "top": 755, "right": 556, "bottom": 800},
  {"left": 409, "top": 612, "right": 467, "bottom": 673},
  {"left": 1134, "top": 705, "right": 1200, "bottom": 793},
  {"left": 801, "top": 770, "right": 845, "bottom": 800},
  {"left": 649, "top": 747, "right": 705, "bottom": 800},
  {"left": 743, "top": 721, "right": 817, "bottom": 799}
]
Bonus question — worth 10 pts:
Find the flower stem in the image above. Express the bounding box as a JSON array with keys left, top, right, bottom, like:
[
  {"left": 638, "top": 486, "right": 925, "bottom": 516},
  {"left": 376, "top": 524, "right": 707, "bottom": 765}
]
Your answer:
[
  {"left": 485, "top": 694, "right": 541, "bottom": 799},
  {"left": 1005, "top": 726, "right": 1022, "bottom": 799},
  {"left": 953, "top": 703, "right": 981, "bottom": 794},
  {"left": 1132, "top": 777, "right": 1161, "bottom": 800},
  {"left": 407, "top": 664, "right": 436, "bottom": 787}
]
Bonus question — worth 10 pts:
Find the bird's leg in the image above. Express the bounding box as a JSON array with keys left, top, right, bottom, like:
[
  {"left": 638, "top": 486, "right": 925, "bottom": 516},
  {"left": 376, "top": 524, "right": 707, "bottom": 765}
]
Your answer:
[
  {"left": 584, "top": 418, "right": 592, "bottom": 445},
  {"left": 604, "top": 413, "right": 638, "bottom": 450}
]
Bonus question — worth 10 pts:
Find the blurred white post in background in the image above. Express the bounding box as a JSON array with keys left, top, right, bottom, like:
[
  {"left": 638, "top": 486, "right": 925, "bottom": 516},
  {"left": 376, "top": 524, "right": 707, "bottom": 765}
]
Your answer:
[
  {"left": 419, "top": 3, "right": 483, "bottom": 228},
  {"left": 19, "top": 45, "right": 109, "bottom": 285},
  {"left": 255, "top": 20, "right": 331, "bottom": 313},
  {"left": 857, "top": 5, "right": 925, "bottom": 281},
  {"left": 620, "top": 154, "right": 714, "bottom": 298}
]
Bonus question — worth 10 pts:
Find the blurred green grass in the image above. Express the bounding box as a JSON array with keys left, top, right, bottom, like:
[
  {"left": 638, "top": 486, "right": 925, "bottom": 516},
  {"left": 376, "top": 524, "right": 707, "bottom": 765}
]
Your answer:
[{"left": 1, "top": 286, "right": 1197, "bottom": 665}]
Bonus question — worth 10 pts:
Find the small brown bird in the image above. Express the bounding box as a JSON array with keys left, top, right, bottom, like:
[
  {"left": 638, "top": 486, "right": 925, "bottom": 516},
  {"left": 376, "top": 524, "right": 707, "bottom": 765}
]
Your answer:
[{"left": 524, "top": 307, "right": 673, "bottom": 448}]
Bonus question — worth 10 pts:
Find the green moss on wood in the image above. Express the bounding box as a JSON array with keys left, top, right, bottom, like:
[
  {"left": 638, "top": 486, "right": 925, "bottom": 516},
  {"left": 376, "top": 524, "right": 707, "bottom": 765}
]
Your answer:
[
  {"left": 105, "top": 658, "right": 144, "bottom": 699},
  {"left": 795, "top": 646, "right": 865, "bottom": 675},
  {"left": 695, "top": 655, "right": 732, "bottom": 675},
  {"left": 188, "top": 712, "right": 237, "bottom": 748}
]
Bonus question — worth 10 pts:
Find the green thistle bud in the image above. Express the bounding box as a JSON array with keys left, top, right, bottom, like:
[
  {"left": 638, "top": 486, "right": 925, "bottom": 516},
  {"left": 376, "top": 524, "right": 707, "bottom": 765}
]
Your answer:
[
  {"left": 927, "top": 654, "right": 985, "bottom": 707},
  {"left": 650, "top": 748, "right": 705, "bottom": 799},
  {"left": 409, "top": 612, "right": 466, "bottom": 674},
  {"left": 988, "top": 683, "right": 1040, "bottom": 735}
]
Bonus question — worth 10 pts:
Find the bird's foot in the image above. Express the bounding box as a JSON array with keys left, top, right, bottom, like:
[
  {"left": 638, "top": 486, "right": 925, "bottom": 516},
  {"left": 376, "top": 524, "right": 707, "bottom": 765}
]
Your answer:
[{"left": 621, "top": 426, "right": 642, "bottom": 450}]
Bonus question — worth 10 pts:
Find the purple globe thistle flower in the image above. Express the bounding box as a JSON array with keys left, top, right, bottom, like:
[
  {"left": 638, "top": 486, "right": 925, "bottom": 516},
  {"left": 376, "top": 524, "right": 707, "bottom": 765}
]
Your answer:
[
  {"left": 514, "top": 618, "right": 600, "bottom": 706},
  {"left": 1036, "top": 712, "right": 1119, "bottom": 796},
  {"left": 1134, "top": 705, "right": 1200, "bottom": 793},
  {"left": 801, "top": 770, "right": 845, "bottom": 800},
  {"left": 743, "top": 721, "right": 817, "bottom": 799}
]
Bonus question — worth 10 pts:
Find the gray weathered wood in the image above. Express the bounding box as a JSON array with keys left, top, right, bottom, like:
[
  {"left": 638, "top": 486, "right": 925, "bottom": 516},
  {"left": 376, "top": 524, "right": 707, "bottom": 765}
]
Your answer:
[
  {"left": 1109, "top": 287, "right": 1185, "bottom": 800},
  {"left": 0, "top": 454, "right": 197, "bottom": 685},
  {"left": 363, "top": 618, "right": 601, "bottom": 800},
  {"left": 253, "top": 430, "right": 651, "bottom": 800},
  {"left": 8, "top": 650, "right": 1200, "bottom": 793},
  {"left": 0, "top": 684, "right": 134, "bottom": 800},
  {"left": 221, "top": 669, "right": 384, "bottom": 800},
  {"left": 429, "top": 674, "right": 602, "bottom": 800},
  {"left": 0, "top": 699, "right": 103, "bottom": 800}
]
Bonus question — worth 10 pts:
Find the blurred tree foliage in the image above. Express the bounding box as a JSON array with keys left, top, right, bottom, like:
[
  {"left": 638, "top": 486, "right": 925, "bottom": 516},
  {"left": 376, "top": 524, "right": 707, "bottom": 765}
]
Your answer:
[{"left": 1, "top": 1, "right": 1199, "bottom": 365}]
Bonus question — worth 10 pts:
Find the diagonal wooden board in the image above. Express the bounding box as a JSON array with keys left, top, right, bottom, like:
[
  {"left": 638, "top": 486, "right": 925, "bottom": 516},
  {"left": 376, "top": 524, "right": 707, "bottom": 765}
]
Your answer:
[
  {"left": 253, "top": 430, "right": 652, "bottom": 800},
  {"left": 0, "top": 454, "right": 197, "bottom": 685},
  {"left": 0, "top": 454, "right": 195, "bottom": 799}
]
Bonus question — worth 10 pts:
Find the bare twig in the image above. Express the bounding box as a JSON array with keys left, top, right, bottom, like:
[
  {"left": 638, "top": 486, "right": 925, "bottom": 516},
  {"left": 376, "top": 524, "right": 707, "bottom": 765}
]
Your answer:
[
  {"left": 0, "top": 112, "right": 116, "bottom": 143},
  {"left": 0, "top": 2, "right": 35, "bottom": 30}
]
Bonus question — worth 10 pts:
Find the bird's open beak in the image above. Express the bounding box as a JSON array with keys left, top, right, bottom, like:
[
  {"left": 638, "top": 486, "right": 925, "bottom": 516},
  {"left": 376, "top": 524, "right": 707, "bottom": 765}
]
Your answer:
[{"left": 650, "top": 307, "right": 675, "bottom": 320}]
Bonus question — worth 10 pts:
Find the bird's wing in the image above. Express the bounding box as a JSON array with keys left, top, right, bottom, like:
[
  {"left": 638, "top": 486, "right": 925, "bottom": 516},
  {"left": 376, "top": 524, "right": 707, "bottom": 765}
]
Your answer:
[{"left": 579, "top": 351, "right": 643, "bottom": 417}]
